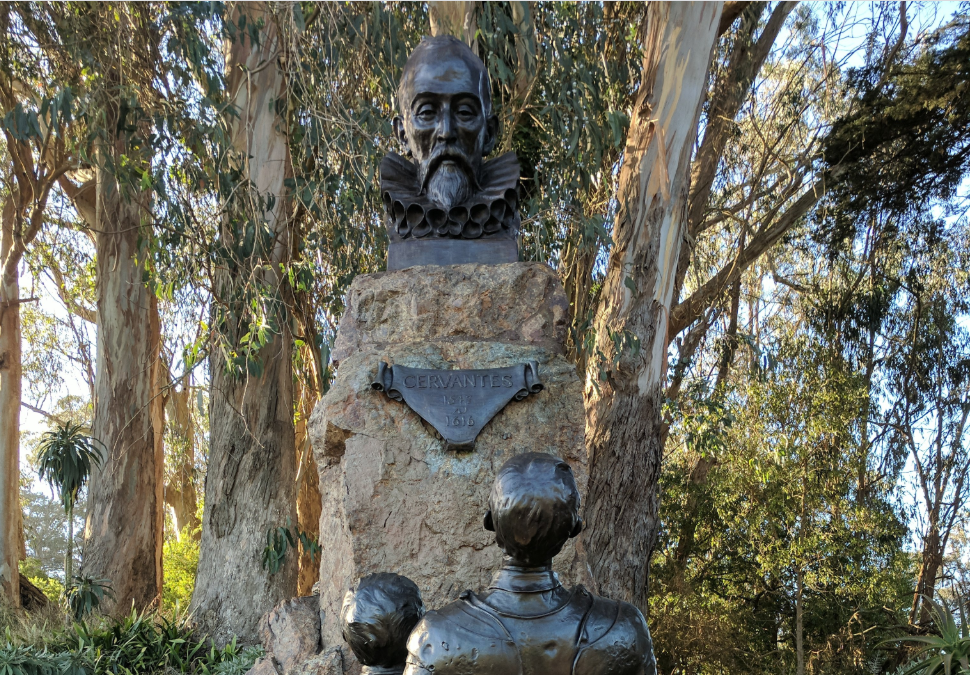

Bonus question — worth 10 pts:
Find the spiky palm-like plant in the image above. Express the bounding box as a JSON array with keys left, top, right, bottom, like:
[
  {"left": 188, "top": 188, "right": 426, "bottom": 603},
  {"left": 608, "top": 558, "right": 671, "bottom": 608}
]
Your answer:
[
  {"left": 888, "top": 596, "right": 970, "bottom": 675},
  {"left": 36, "top": 422, "right": 104, "bottom": 586}
]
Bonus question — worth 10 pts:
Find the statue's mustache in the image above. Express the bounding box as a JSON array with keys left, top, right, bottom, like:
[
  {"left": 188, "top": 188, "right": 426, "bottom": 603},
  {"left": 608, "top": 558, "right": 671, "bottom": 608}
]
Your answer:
[{"left": 420, "top": 147, "right": 480, "bottom": 193}]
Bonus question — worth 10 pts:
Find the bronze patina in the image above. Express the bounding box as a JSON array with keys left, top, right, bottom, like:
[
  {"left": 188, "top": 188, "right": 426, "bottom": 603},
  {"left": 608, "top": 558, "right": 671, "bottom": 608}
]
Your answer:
[
  {"left": 382, "top": 35, "right": 520, "bottom": 270},
  {"left": 372, "top": 361, "right": 542, "bottom": 450},
  {"left": 341, "top": 573, "right": 425, "bottom": 675},
  {"left": 403, "top": 453, "right": 657, "bottom": 675}
]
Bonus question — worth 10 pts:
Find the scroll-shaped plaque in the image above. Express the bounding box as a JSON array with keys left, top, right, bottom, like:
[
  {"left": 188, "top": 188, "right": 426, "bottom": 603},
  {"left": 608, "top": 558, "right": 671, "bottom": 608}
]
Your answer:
[{"left": 372, "top": 362, "right": 543, "bottom": 450}]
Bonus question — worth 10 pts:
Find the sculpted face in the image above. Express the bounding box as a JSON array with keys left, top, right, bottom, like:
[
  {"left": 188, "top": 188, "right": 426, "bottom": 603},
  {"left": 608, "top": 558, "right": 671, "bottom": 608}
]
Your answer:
[{"left": 393, "top": 37, "right": 498, "bottom": 209}]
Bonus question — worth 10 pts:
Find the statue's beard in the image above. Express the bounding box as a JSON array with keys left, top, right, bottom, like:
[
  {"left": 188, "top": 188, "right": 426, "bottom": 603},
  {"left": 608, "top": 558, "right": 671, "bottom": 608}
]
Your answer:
[{"left": 426, "top": 162, "right": 472, "bottom": 210}]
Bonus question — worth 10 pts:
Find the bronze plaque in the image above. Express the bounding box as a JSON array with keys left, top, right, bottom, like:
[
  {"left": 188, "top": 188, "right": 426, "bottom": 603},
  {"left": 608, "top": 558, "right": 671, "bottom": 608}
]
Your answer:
[{"left": 372, "top": 361, "right": 542, "bottom": 450}]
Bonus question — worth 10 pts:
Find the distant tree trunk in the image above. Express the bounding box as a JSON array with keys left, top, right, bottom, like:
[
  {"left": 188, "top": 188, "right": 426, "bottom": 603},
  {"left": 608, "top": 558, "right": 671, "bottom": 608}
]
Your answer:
[
  {"left": 81, "top": 162, "right": 164, "bottom": 614},
  {"left": 429, "top": 1, "right": 479, "bottom": 53},
  {"left": 795, "top": 565, "right": 805, "bottom": 675},
  {"left": 163, "top": 371, "right": 200, "bottom": 540},
  {"left": 295, "top": 380, "right": 321, "bottom": 596},
  {"left": 911, "top": 527, "right": 944, "bottom": 623},
  {"left": 0, "top": 198, "right": 22, "bottom": 607},
  {"left": 191, "top": 4, "right": 298, "bottom": 644},
  {"left": 583, "top": 2, "right": 722, "bottom": 611}
]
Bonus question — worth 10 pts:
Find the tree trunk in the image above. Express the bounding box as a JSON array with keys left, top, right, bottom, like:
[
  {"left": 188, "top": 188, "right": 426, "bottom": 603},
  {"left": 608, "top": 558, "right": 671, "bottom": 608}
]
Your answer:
[
  {"left": 82, "top": 171, "right": 164, "bottom": 615},
  {"left": 295, "top": 389, "right": 321, "bottom": 596},
  {"left": 163, "top": 374, "right": 200, "bottom": 540},
  {"left": 795, "top": 565, "right": 805, "bottom": 675},
  {"left": 191, "top": 5, "right": 298, "bottom": 644},
  {"left": 65, "top": 502, "right": 73, "bottom": 583},
  {"left": 583, "top": 2, "right": 722, "bottom": 612},
  {"left": 911, "top": 527, "right": 943, "bottom": 624},
  {"left": 429, "top": 1, "right": 479, "bottom": 53},
  {"left": 0, "top": 199, "right": 22, "bottom": 607}
]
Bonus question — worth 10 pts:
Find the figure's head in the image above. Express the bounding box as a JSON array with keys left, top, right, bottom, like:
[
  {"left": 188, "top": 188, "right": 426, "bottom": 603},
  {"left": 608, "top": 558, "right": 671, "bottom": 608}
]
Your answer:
[
  {"left": 393, "top": 36, "right": 499, "bottom": 209},
  {"left": 341, "top": 573, "right": 425, "bottom": 670},
  {"left": 484, "top": 453, "right": 583, "bottom": 567}
]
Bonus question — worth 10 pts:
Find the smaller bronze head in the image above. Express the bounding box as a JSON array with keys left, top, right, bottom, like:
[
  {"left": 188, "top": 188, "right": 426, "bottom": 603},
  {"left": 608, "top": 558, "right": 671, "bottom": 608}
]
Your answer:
[
  {"left": 484, "top": 452, "right": 584, "bottom": 567},
  {"left": 341, "top": 573, "right": 425, "bottom": 673}
]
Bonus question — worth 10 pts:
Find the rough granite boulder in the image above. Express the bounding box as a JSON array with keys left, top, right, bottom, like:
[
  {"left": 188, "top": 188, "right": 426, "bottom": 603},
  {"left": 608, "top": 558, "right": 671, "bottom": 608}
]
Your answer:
[
  {"left": 293, "top": 649, "right": 343, "bottom": 675},
  {"left": 308, "top": 262, "right": 591, "bottom": 654},
  {"left": 257, "top": 596, "right": 321, "bottom": 674},
  {"left": 246, "top": 657, "right": 281, "bottom": 675}
]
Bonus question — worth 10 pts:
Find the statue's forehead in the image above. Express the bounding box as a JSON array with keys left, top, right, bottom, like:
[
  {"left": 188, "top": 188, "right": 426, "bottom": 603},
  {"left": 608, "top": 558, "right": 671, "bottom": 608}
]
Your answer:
[{"left": 404, "top": 55, "right": 481, "bottom": 106}]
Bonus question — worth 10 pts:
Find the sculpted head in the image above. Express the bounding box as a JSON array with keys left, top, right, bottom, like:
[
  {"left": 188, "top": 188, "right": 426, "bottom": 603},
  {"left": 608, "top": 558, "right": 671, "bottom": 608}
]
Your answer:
[
  {"left": 392, "top": 36, "right": 499, "bottom": 209},
  {"left": 484, "top": 453, "right": 583, "bottom": 567},
  {"left": 341, "top": 573, "right": 425, "bottom": 671}
]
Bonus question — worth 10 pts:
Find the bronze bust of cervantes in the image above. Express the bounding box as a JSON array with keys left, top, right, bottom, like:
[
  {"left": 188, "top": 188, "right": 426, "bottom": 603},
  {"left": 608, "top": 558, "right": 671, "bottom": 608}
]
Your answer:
[{"left": 381, "top": 35, "right": 520, "bottom": 270}]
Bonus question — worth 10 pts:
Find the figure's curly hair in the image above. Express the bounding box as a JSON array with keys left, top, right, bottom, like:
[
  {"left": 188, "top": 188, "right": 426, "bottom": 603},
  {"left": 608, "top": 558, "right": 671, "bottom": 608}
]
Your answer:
[
  {"left": 341, "top": 573, "right": 425, "bottom": 668},
  {"left": 487, "top": 452, "right": 582, "bottom": 566}
]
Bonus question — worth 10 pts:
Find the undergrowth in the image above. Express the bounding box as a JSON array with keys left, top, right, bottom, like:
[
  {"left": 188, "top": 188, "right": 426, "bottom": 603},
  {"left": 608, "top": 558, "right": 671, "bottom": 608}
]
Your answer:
[{"left": 0, "top": 604, "right": 262, "bottom": 675}]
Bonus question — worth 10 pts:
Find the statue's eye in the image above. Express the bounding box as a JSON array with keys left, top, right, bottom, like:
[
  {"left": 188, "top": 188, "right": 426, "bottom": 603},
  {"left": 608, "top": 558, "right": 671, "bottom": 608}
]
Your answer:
[
  {"left": 415, "top": 104, "right": 436, "bottom": 122},
  {"left": 456, "top": 104, "right": 478, "bottom": 121}
]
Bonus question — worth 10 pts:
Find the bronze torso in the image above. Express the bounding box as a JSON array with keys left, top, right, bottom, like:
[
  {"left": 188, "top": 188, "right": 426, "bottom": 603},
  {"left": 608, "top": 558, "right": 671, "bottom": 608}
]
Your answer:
[{"left": 404, "top": 567, "right": 656, "bottom": 675}]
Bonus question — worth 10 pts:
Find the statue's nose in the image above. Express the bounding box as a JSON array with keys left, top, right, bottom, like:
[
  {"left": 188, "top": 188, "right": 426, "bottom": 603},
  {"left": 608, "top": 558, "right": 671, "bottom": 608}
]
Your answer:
[{"left": 436, "top": 113, "right": 456, "bottom": 142}]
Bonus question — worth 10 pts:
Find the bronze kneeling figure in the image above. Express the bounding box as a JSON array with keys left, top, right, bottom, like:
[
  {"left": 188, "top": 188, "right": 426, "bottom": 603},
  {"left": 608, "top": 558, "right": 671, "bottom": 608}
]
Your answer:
[{"left": 403, "top": 452, "right": 657, "bottom": 675}]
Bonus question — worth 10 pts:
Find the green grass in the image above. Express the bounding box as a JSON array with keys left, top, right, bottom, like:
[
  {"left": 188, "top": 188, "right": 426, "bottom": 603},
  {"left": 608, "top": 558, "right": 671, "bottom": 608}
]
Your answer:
[{"left": 0, "top": 604, "right": 262, "bottom": 675}]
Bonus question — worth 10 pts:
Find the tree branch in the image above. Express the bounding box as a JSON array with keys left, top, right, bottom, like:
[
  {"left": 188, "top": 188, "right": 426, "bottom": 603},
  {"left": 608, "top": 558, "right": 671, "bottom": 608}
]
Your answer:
[
  {"left": 669, "top": 177, "right": 825, "bottom": 339},
  {"left": 718, "top": 1, "right": 753, "bottom": 37}
]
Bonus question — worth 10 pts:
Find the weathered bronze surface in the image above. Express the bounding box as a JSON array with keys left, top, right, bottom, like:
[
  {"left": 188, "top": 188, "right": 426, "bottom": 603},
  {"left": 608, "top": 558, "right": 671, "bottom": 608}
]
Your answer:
[
  {"left": 403, "top": 453, "right": 657, "bottom": 675},
  {"left": 372, "top": 362, "right": 542, "bottom": 450},
  {"left": 382, "top": 35, "right": 520, "bottom": 270},
  {"left": 341, "top": 573, "right": 425, "bottom": 675}
]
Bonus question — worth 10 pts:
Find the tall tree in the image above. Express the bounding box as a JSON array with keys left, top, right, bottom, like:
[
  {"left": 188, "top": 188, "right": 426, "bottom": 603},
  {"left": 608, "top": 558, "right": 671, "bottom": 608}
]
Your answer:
[
  {"left": 29, "top": 2, "right": 168, "bottom": 614},
  {"left": 583, "top": 2, "right": 723, "bottom": 609},
  {"left": 0, "top": 2, "right": 73, "bottom": 604},
  {"left": 190, "top": 3, "right": 299, "bottom": 644}
]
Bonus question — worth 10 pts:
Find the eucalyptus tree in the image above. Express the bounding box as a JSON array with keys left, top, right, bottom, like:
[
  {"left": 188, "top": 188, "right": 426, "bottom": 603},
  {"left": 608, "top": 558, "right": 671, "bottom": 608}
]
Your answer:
[
  {"left": 25, "top": 2, "right": 169, "bottom": 614},
  {"left": 184, "top": 2, "right": 306, "bottom": 643},
  {"left": 0, "top": 4, "right": 77, "bottom": 607}
]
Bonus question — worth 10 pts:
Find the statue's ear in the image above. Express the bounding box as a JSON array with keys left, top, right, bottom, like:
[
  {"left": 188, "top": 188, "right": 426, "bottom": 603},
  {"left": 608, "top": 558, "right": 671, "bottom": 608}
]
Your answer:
[
  {"left": 483, "top": 510, "right": 495, "bottom": 532},
  {"left": 392, "top": 116, "right": 409, "bottom": 153},
  {"left": 570, "top": 518, "right": 584, "bottom": 539},
  {"left": 482, "top": 114, "right": 499, "bottom": 156}
]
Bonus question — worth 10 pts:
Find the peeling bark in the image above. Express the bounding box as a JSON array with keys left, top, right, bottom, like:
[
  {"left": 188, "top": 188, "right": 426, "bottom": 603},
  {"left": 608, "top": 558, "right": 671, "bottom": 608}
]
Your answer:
[
  {"left": 162, "top": 371, "right": 200, "bottom": 540},
  {"left": 0, "top": 198, "right": 23, "bottom": 607},
  {"left": 191, "top": 5, "right": 298, "bottom": 644},
  {"left": 584, "top": 2, "right": 722, "bottom": 612},
  {"left": 429, "top": 1, "right": 480, "bottom": 53},
  {"left": 295, "top": 383, "right": 321, "bottom": 596},
  {"left": 81, "top": 169, "right": 164, "bottom": 614}
]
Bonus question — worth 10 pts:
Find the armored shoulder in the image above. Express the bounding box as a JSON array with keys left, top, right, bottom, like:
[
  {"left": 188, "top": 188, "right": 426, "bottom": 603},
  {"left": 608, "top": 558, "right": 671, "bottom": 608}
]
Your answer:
[
  {"left": 403, "top": 594, "right": 520, "bottom": 675},
  {"left": 574, "top": 591, "right": 656, "bottom": 675}
]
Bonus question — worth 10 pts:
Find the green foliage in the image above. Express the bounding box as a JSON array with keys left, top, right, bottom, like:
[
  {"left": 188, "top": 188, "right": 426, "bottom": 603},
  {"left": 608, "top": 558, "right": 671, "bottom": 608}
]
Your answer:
[
  {"left": 261, "top": 520, "right": 320, "bottom": 575},
  {"left": 821, "top": 14, "right": 970, "bottom": 250},
  {"left": 35, "top": 424, "right": 103, "bottom": 514},
  {"left": 65, "top": 577, "right": 113, "bottom": 622},
  {"left": 19, "top": 559, "right": 64, "bottom": 604},
  {"left": 887, "top": 596, "right": 970, "bottom": 675},
  {"left": 161, "top": 529, "right": 200, "bottom": 614},
  {"left": 0, "top": 609, "right": 262, "bottom": 675}
]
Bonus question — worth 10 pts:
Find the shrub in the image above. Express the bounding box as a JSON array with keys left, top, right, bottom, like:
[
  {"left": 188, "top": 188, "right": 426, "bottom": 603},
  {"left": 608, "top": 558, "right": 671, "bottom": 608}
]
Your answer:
[
  {"left": 0, "top": 609, "right": 263, "bottom": 675},
  {"left": 163, "top": 527, "right": 201, "bottom": 613}
]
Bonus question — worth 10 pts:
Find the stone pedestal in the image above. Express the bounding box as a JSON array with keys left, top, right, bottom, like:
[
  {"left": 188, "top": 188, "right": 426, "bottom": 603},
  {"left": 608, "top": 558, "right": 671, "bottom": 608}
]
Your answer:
[{"left": 307, "top": 262, "right": 590, "bottom": 651}]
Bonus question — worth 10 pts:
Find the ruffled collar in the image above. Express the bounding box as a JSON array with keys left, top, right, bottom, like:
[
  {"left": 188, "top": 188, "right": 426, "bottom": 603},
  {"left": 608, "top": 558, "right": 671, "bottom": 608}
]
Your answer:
[{"left": 380, "top": 151, "right": 521, "bottom": 241}]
